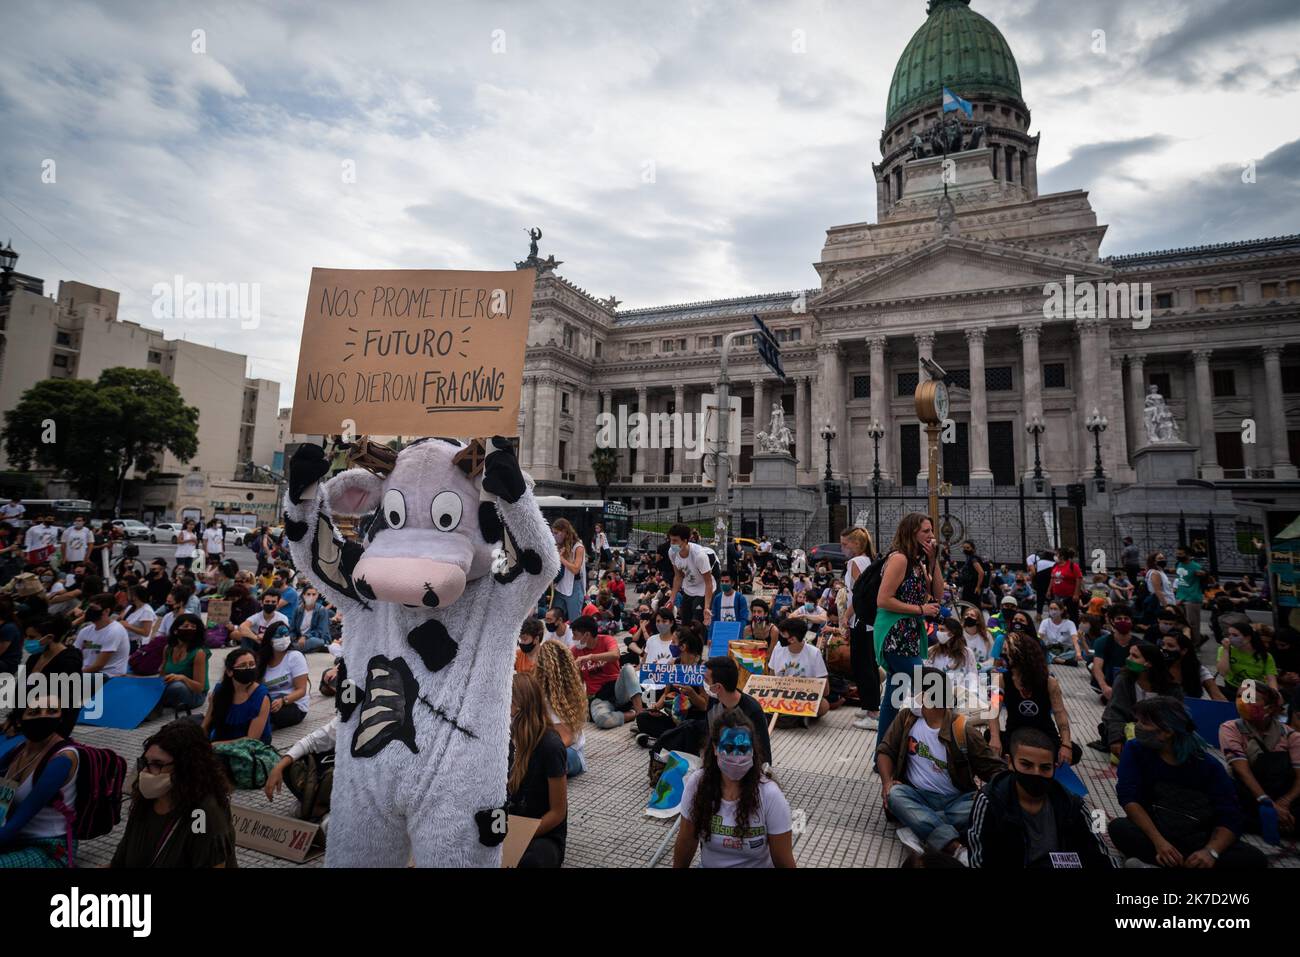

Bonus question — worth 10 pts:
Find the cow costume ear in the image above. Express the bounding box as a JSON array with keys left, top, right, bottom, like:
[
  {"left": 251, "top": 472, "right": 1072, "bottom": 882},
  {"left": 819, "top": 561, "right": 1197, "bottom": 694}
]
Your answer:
[{"left": 324, "top": 468, "right": 385, "bottom": 517}]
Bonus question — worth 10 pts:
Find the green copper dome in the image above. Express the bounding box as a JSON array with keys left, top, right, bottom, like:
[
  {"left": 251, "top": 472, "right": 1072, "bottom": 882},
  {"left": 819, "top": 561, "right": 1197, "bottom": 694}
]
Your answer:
[{"left": 886, "top": 0, "right": 1023, "bottom": 128}]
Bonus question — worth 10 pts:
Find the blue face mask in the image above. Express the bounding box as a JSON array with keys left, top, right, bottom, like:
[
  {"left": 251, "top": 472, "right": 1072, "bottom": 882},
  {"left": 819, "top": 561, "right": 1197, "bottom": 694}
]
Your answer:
[{"left": 25, "top": 638, "right": 44, "bottom": 655}]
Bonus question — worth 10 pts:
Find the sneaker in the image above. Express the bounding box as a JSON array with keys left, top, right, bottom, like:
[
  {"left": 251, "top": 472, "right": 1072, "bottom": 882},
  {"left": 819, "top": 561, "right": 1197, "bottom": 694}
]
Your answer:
[
  {"left": 635, "top": 733, "right": 653, "bottom": 749},
  {"left": 896, "top": 827, "right": 925, "bottom": 855},
  {"left": 853, "top": 713, "right": 879, "bottom": 730},
  {"left": 954, "top": 846, "right": 970, "bottom": 867}
]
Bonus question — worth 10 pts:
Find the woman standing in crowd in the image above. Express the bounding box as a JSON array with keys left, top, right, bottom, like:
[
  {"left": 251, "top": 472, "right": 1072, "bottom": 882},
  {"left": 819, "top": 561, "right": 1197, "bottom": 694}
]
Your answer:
[
  {"left": 990, "top": 630, "right": 1080, "bottom": 766},
  {"left": 515, "top": 617, "right": 545, "bottom": 674},
  {"left": 1216, "top": 616, "right": 1278, "bottom": 699},
  {"left": 552, "top": 519, "right": 587, "bottom": 622},
  {"left": 257, "top": 621, "right": 310, "bottom": 729},
  {"left": 841, "top": 527, "right": 880, "bottom": 732},
  {"left": 175, "top": 518, "right": 199, "bottom": 571},
  {"left": 507, "top": 673, "right": 568, "bottom": 867},
  {"left": 1159, "top": 629, "right": 1227, "bottom": 701},
  {"left": 1101, "top": 641, "right": 1183, "bottom": 759},
  {"left": 874, "top": 513, "right": 943, "bottom": 739},
  {"left": 110, "top": 719, "right": 237, "bottom": 867},
  {"left": 673, "top": 709, "right": 795, "bottom": 868},
  {"left": 159, "top": 612, "right": 210, "bottom": 713},
  {"left": 202, "top": 648, "right": 272, "bottom": 745},
  {"left": 0, "top": 697, "right": 78, "bottom": 867},
  {"left": 1143, "top": 552, "right": 1175, "bottom": 621},
  {"left": 533, "top": 639, "right": 589, "bottom": 776},
  {"left": 635, "top": 625, "right": 708, "bottom": 750}
]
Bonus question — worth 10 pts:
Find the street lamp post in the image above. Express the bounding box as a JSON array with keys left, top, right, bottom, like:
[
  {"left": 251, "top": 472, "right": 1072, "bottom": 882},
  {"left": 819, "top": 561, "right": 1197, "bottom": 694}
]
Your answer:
[
  {"left": 868, "top": 419, "right": 885, "bottom": 550},
  {"left": 1027, "top": 415, "right": 1046, "bottom": 493},
  {"left": 1086, "top": 407, "right": 1108, "bottom": 493},
  {"left": 820, "top": 421, "right": 837, "bottom": 541}
]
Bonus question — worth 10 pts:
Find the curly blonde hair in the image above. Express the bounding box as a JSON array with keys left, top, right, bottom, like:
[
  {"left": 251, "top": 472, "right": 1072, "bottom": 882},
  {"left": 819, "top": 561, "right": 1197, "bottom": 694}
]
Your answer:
[{"left": 533, "top": 639, "right": 588, "bottom": 731}]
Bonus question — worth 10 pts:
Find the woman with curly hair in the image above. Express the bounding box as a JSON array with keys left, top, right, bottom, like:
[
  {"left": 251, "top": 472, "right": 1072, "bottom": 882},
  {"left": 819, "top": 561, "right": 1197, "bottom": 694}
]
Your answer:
[
  {"left": 672, "top": 708, "right": 795, "bottom": 868},
  {"left": 533, "top": 639, "right": 589, "bottom": 777},
  {"left": 110, "top": 719, "right": 237, "bottom": 867},
  {"left": 507, "top": 673, "right": 567, "bottom": 868},
  {"left": 990, "top": 630, "right": 1080, "bottom": 767}
]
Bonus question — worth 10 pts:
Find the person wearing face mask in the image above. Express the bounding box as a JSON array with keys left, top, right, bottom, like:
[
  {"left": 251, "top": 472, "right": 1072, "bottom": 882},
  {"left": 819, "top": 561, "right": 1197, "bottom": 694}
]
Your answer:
[
  {"left": 960, "top": 610, "right": 995, "bottom": 673},
  {"left": 121, "top": 584, "right": 159, "bottom": 649},
  {"left": 155, "top": 613, "right": 210, "bottom": 714},
  {"left": 0, "top": 596, "right": 21, "bottom": 676},
  {"left": 642, "top": 608, "right": 678, "bottom": 669},
  {"left": 1159, "top": 630, "right": 1227, "bottom": 701},
  {"left": 74, "top": 593, "right": 131, "bottom": 678},
  {"left": 990, "top": 633, "right": 1080, "bottom": 767},
  {"left": 202, "top": 648, "right": 272, "bottom": 744},
  {"left": 1037, "top": 601, "right": 1080, "bottom": 666},
  {"left": 19, "top": 614, "right": 82, "bottom": 685},
  {"left": 515, "top": 617, "right": 545, "bottom": 674},
  {"left": 768, "top": 620, "right": 831, "bottom": 725},
  {"left": 1109, "top": 696, "right": 1265, "bottom": 869},
  {"left": 109, "top": 719, "right": 236, "bottom": 868},
  {"left": 1216, "top": 616, "right": 1278, "bottom": 700},
  {"left": 0, "top": 698, "right": 79, "bottom": 867},
  {"left": 673, "top": 711, "right": 794, "bottom": 868},
  {"left": 543, "top": 606, "right": 574, "bottom": 649},
  {"left": 1090, "top": 604, "right": 1141, "bottom": 703},
  {"left": 290, "top": 585, "right": 332, "bottom": 653},
  {"left": 968, "top": 727, "right": 1115, "bottom": 869},
  {"left": 1218, "top": 682, "right": 1300, "bottom": 839},
  {"left": 257, "top": 622, "right": 311, "bottom": 729},
  {"left": 636, "top": 626, "right": 708, "bottom": 750},
  {"left": 232, "top": 588, "right": 289, "bottom": 652},
  {"left": 928, "top": 618, "right": 978, "bottom": 679},
  {"left": 1101, "top": 641, "right": 1182, "bottom": 760},
  {"left": 710, "top": 572, "right": 750, "bottom": 628},
  {"left": 1142, "top": 552, "right": 1175, "bottom": 622},
  {"left": 744, "top": 599, "right": 779, "bottom": 651},
  {"left": 23, "top": 514, "right": 58, "bottom": 566},
  {"left": 789, "top": 591, "right": 828, "bottom": 633},
  {"left": 573, "top": 615, "right": 643, "bottom": 729}
]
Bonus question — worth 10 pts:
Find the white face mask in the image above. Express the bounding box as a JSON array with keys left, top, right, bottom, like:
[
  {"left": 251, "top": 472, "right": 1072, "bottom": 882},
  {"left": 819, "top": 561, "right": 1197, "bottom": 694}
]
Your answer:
[
  {"left": 656, "top": 622, "right": 671, "bottom": 636},
  {"left": 304, "top": 595, "right": 317, "bottom": 607},
  {"left": 936, "top": 631, "right": 952, "bottom": 645},
  {"left": 271, "top": 636, "right": 291, "bottom": 653}
]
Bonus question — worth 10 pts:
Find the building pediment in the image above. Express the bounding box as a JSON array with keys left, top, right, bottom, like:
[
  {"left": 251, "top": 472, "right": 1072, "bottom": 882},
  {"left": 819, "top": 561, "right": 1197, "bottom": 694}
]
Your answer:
[{"left": 813, "top": 235, "right": 1111, "bottom": 310}]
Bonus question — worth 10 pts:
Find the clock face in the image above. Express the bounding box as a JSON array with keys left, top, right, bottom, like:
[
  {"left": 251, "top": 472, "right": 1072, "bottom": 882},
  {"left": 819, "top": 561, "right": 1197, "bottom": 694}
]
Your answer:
[{"left": 934, "top": 382, "right": 949, "bottom": 422}]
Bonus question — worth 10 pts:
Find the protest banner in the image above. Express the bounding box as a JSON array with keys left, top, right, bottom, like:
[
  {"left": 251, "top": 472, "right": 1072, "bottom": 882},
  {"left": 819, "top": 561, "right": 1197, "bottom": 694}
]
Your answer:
[
  {"left": 500, "top": 815, "right": 542, "bottom": 868},
  {"left": 638, "top": 663, "right": 707, "bottom": 687},
  {"left": 291, "top": 267, "right": 536, "bottom": 438},
  {"left": 230, "top": 804, "right": 322, "bottom": 863},
  {"left": 744, "top": 675, "right": 825, "bottom": 718},
  {"left": 206, "top": 599, "right": 232, "bottom": 627},
  {"left": 728, "top": 640, "right": 768, "bottom": 691}
]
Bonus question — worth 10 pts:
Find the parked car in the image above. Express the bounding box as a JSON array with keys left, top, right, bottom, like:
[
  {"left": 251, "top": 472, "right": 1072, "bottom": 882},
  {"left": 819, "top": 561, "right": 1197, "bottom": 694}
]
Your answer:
[
  {"left": 111, "top": 519, "right": 152, "bottom": 541},
  {"left": 150, "top": 522, "right": 184, "bottom": 544},
  {"left": 226, "top": 525, "right": 257, "bottom": 546},
  {"left": 807, "top": 542, "right": 847, "bottom": 570}
]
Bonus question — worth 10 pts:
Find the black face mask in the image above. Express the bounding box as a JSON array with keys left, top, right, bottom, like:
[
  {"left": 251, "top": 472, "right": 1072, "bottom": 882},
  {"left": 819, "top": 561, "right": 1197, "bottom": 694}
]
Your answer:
[
  {"left": 778, "top": 636, "right": 790, "bottom": 647},
  {"left": 263, "top": 605, "right": 277, "bottom": 614},
  {"left": 1161, "top": 647, "right": 1179, "bottom": 661},
  {"left": 518, "top": 641, "right": 535, "bottom": 653},
  {"left": 232, "top": 668, "right": 258, "bottom": 685},
  {"left": 20, "top": 716, "right": 61, "bottom": 743},
  {"left": 1015, "top": 771, "right": 1051, "bottom": 798}
]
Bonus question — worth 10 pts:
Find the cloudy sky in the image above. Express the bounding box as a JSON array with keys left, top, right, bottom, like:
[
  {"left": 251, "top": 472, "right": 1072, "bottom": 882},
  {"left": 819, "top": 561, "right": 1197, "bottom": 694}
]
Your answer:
[{"left": 2, "top": 0, "right": 1298, "bottom": 401}]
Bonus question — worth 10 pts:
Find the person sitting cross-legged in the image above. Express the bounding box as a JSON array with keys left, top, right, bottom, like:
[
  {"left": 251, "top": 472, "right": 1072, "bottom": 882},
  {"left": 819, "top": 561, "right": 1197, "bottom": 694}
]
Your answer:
[
  {"left": 877, "top": 666, "right": 1006, "bottom": 865},
  {"left": 968, "top": 727, "right": 1115, "bottom": 869},
  {"left": 1219, "top": 681, "right": 1300, "bottom": 838},
  {"left": 767, "top": 618, "right": 830, "bottom": 724},
  {"left": 571, "top": 615, "right": 643, "bottom": 729}
]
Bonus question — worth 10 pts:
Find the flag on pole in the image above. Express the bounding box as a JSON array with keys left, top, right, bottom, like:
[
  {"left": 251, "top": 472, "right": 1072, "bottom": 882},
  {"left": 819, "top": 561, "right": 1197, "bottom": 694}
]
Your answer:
[{"left": 942, "top": 86, "right": 974, "bottom": 119}]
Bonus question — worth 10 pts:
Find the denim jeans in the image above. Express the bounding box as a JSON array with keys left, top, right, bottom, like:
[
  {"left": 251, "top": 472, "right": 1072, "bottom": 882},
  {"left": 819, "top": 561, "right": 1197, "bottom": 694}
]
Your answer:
[
  {"left": 296, "top": 634, "right": 327, "bottom": 653},
  {"left": 588, "top": 664, "right": 642, "bottom": 729},
  {"left": 887, "top": 783, "right": 974, "bottom": 852},
  {"left": 566, "top": 745, "right": 586, "bottom": 777},
  {"left": 160, "top": 680, "right": 208, "bottom": 712},
  {"left": 878, "top": 652, "right": 924, "bottom": 742}
]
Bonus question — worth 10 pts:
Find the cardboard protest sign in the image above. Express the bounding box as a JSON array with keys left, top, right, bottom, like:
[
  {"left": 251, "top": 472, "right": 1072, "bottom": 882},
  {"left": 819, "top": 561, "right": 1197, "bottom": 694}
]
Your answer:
[
  {"left": 646, "top": 749, "right": 701, "bottom": 819},
  {"left": 291, "top": 267, "right": 536, "bottom": 438},
  {"left": 638, "top": 663, "right": 707, "bottom": 687},
  {"left": 230, "top": 804, "right": 322, "bottom": 863},
  {"left": 743, "top": 675, "right": 825, "bottom": 718},
  {"left": 206, "top": 599, "right": 232, "bottom": 626},
  {"left": 500, "top": 815, "right": 542, "bottom": 868},
  {"left": 728, "top": 640, "right": 768, "bottom": 691}
]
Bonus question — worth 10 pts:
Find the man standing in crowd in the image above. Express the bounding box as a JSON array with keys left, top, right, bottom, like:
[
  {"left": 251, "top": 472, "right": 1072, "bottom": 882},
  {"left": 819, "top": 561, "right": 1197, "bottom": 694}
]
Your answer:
[
  {"left": 203, "top": 518, "right": 225, "bottom": 565},
  {"left": 24, "top": 514, "right": 59, "bottom": 566},
  {"left": 1030, "top": 549, "right": 1055, "bottom": 617},
  {"left": 1174, "top": 545, "right": 1207, "bottom": 645},
  {"left": 0, "top": 497, "right": 24, "bottom": 529},
  {"left": 1121, "top": 537, "right": 1141, "bottom": 586},
  {"left": 60, "top": 514, "right": 94, "bottom": 567},
  {"left": 959, "top": 539, "right": 987, "bottom": 608},
  {"left": 667, "top": 523, "right": 714, "bottom": 625}
]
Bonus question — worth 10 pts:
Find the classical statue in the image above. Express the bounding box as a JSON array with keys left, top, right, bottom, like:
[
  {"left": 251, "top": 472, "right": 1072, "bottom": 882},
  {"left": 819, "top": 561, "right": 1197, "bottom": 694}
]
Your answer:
[
  {"left": 1142, "top": 384, "right": 1181, "bottom": 444},
  {"left": 967, "top": 123, "right": 986, "bottom": 150},
  {"left": 756, "top": 402, "right": 794, "bottom": 455},
  {"left": 526, "top": 227, "right": 541, "bottom": 261},
  {"left": 909, "top": 132, "right": 928, "bottom": 161}
]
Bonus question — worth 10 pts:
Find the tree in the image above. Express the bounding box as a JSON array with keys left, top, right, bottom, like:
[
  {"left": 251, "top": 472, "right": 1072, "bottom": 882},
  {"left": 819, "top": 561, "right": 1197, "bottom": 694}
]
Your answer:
[
  {"left": 3, "top": 368, "right": 200, "bottom": 512},
  {"left": 590, "top": 446, "right": 618, "bottom": 501}
]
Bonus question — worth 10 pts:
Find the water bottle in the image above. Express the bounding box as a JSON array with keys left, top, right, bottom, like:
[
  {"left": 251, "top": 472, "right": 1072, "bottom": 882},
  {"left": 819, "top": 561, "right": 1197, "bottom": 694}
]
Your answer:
[{"left": 1259, "top": 799, "right": 1281, "bottom": 846}]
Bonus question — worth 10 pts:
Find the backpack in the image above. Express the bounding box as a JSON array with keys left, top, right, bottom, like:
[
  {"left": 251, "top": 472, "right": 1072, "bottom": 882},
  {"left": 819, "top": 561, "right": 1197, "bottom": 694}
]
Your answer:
[
  {"left": 285, "top": 750, "right": 334, "bottom": 822},
  {"left": 851, "top": 550, "right": 892, "bottom": 626},
  {"left": 30, "top": 740, "right": 128, "bottom": 842},
  {"left": 213, "top": 738, "right": 281, "bottom": 789},
  {"left": 129, "top": 632, "right": 169, "bottom": 676}
]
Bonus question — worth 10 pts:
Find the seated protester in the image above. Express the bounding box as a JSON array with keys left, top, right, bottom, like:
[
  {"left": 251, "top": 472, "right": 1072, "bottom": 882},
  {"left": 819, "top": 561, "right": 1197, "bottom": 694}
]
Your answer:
[
  {"left": 658, "top": 656, "right": 774, "bottom": 764},
  {"left": 533, "top": 639, "right": 590, "bottom": 776},
  {"left": 996, "top": 609, "right": 1037, "bottom": 670},
  {"left": 768, "top": 619, "right": 830, "bottom": 722},
  {"left": 929, "top": 617, "right": 978, "bottom": 678},
  {"left": 988, "top": 595, "right": 1021, "bottom": 635},
  {"left": 789, "top": 594, "right": 828, "bottom": 633},
  {"left": 1108, "top": 696, "right": 1266, "bottom": 869},
  {"left": 74, "top": 593, "right": 130, "bottom": 678},
  {"left": 969, "top": 727, "right": 1115, "bottom": 870},
  {"left": 232, "top": 589, "right": 289, "bottom": 652},
  {"left": 22, "top": 614, "right": 82, "bottom": 680},
  {"left": 121, "top": 584, "right": 159, "bottom": 648},
  {"left": 571, "top": 615, "right": 642, "bottom": 729},
  {"left": 745, "top": 599, "right": 780, "bottom": 651},
  {"left": 737, "top": 564, "right": 754, "bottom": 593},
  {"left": 1090, "top": 604, "right": 1139, "bottom": 702},
  {"left": 0, "top": 697, "right": 80, "bottom": 867},
  {"left": 273, "top": 571, "right": 299, "bottom": 622},
  {"left": 144, "top": 558, "right": 172, "bottom": 608},
  {"left": 225, "top": 583, "right": 259, "bottom": 628},
  {"left": 623, "top": 604, "right": 656, "bottom": 664},
  {"left": 642, "top": 607, "right": 678, "bottom": 667},
  {"left": 960, "top": 610, "right": 995, "bottom": 673},
  {"left": 1075, "top": 615, "right": 1102, "bottom": 665},
  {"left": 155, "top": 586, "right": 191, "bottom": 639},
  {"left": 711, "top": 572, "right": 749, "bottom": 627},
  {"left": 158, "top": 613, "right": 210, "bottom": 714},
  {"left": 202, "top": 648, "right": 272, "bottom": 745},
  {"left": 257, "top": 622, "right": 310, "bottom": 730},
  {"left": 265, "top": 715, "right": 339, "bottom": 833},
  {"left": 877, "top": 667, "right": 1006, "bottom": 863},
  {"left": 515, "top": 617, "right": 545, "bottom": 674},
  {"left": 1216, "top": 615, "right": 1278, "bottom": 699},
  {"left": 1009, "top": 575, "right": 1035, "bottom": 607},
  {"left": 110, "top": 719, "right": 237, "bottom": 868},
  {"left": 543, "top": 605, "right": 575, "bottom": 650},
  {"left": 0, "top": 596, "right": 21, "bottom": 675},
  {"left": 1037, "top": 600, "right": 1081, "bottom": 666},
  {"left": 1101, "top": 641, "right": 1183, "bottom": 759},
  {"left": 636, "top": 626, "right": 708, "bottom": 749},
  {"left": 1272, "top": 627, "right": 1300, "bottom": 702},
  {"left": 991, "top": 632, "right": 1081, "bottom": 766},
  {"left": 1084, "top": 573, "right": 1111, "bottom": 618},
  {"left": 1109, "top": 569, "right": 1135, "bottom": 604},
  {"left": 759, "top": 563, "right": 781, "bottom": 589},
  {"left": 506, "top": 673, "right": 568, "bottom": 868},
  {"left": 290, "top": 585, "right": 332, "bottom": 653},
  {"left": 672, "top": 710, "right": 795, "bottom": 868},
  {"left": 1220, "top": 681, "right": 1300, "bottom": 838},
  {"left": 1160, "top": 629, "right": 1227, "bottom": 701}
]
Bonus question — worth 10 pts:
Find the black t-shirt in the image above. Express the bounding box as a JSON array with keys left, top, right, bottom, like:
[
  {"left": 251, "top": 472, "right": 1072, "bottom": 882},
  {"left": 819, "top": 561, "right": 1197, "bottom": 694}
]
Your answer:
[
  {"left": 508, "top": 729, "right": 567, "bottom": 847},
  {"left": 110, "top": 794, "right": 237, "bottom": 868},
  {"left": 0, "top": 621, "right": 21, "bottom": 675},
  {"left": 707, "top": 692, "right": 773, "bottom": 766},
  {"left": 146, "top": 573, "right": 171, "bottom": 608}
]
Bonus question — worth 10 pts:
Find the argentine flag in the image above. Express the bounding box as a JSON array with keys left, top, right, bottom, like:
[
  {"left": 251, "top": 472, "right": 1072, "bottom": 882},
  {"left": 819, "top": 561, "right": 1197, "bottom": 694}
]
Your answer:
[{"left": 942, "top": 87, "right": 974, "bottom": 119}]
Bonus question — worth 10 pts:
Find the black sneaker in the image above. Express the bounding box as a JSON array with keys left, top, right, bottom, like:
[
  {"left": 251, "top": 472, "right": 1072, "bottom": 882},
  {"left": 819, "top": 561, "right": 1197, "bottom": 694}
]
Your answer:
[{"left": 635, "top": 733, "right": 653, "bottom": 749}]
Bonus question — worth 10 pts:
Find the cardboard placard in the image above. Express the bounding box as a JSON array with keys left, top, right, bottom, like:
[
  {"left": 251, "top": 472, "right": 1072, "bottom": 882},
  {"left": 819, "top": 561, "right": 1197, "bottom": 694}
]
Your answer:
[
  {"left": 743, "top": 674, "right": 825, "bottom": 717},
  {"left": 500, "top": 815, "right": 542, "bottom": 869},
  {"left": 638, "top": 663, "right": 706, "bottom": 687},
  {"left": 291, "top": 267, "right": 536, "bottom": 438},
  {"left": 230, "top": 804, "right": 322, "bottom": 863},
  {"left": 206, "top": 599, "right": 232, "bottom": 626}
]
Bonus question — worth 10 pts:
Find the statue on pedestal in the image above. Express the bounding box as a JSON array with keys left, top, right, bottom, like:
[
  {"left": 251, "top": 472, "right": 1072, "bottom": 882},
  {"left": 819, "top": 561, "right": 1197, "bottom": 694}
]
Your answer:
[
  {"left": 1143, "top": 384, "right": 1181, "bottom": 444},
  {"left": 756, "top": 403, "right": 794, "bottom": 455}
]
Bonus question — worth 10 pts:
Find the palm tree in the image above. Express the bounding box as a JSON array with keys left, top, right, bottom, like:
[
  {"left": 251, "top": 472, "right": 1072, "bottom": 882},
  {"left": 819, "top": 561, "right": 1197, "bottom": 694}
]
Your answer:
[{"left": 590, "top": 447, "right": 618, "bottom": 501}]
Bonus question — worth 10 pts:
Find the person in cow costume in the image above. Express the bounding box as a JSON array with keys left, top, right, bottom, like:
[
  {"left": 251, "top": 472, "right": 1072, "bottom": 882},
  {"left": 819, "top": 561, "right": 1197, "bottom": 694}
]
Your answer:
[{"left": 283, "top": 435, "right": 558, "bottom": 866}]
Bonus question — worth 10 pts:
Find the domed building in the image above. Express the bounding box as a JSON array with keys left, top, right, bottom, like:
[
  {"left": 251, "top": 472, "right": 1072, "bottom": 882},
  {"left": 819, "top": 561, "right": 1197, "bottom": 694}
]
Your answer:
[{"left": 518, "top": 0, "right": 1300, "bottom": 569}]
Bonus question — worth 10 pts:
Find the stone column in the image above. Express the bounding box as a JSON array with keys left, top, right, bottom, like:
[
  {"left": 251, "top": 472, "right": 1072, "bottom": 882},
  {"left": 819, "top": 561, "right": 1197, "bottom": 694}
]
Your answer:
[
  {"left": 1126, "top": 355, "right": 1145, "bottom": 451},
  {"left": 868, "top": 335, "right": 890, "bottom": 483},
  {"left": 826, "top": 344, "right": 846, "bottom": 479},
  {"left": 752, "top": 378, "right": 767, "bottom": 448},
  {"left": 1192, "top": 350, "right": 1221, "bottom": 479},
  {"left": 1262, "top": 346, "right": 1298, "bottom": 478},
  {"left": 570, "top": 386, "right": 584, "bottom": 479},
  {"left": 520, "top": 376, "right": 537, "bottom": 469},
  {"left": 1019, "top": 323, "right": 1043, "bottom": 480},
  {"left": 1108, "top": 354, "right": 1132, "bottom": 479},
  {"left": 796, "top": 375, "right": 812, "bottom": 476},
  {"left": 915, "top": 332, "right": 935, "bottom": 486},
  {"left": 635, "top": 386, "right": 648, "bottom": 479},
  {"left": 532, "top": 376, "right": 556, "bottom": 473},
  {"left": 966, "top": 327, "right": 992, "bottom": 485},
  {"left": 673, "top": 384, "right": 687, "bottom": 479},
  {"left": 1075, "top": 319, "right": 1102, "bottom": 481},
  {"left": 813, "top": 343, "right": 836, "bottom": 479}
]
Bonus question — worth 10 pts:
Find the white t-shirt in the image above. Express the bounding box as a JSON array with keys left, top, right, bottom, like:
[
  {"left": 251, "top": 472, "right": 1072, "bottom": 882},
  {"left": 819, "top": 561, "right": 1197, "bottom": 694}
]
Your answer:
[
  {"left": 156, "top": 611, "right": 176, "bottom": 639},
  {"left": 844, "top": 555, "right": 871, "bottom": 627},
  {"left": 680, "top": 771, "right": 791, "bottom": 868},
  {"left": 247, "top": 611, "right": 289, "bottom": 638},
  {"left": 965, "top": 631, "right": 993, "bottom": 669},
  {"left": 642, "top": 634, "right": 676, "bottom": 666},
  {"left": 547, "top": 704, "right": 586, "bottom": 754},
  {"left": 61, "top": 525, "right": 94, "bottom": 562},
  {"left": 767, "top": 642, "right": 828, "bottom": 680},
  {"left": 0, "top": 502, "right": 24, "bottom": 526},
  {"left": 263, "top": 650, "right": 310, "bottom": 712},
  {"left": 670, "top": 542, "right": 714, "bottom": 598},
  {"left": 75, "top": 620, "right": 130, "bottom": 677},
  {"left": 718, "top": 592, "right": 738, "bottom": 622},
  {"left": 25, "top": 524, "right": 58, "bottom": 552},
  {"left": 203, "top": 527, "right": 225, "bottom": 554},
  {"left": 903, "top": 716, "right": 960, "bottom": 798},
  {"left": 930, "top": 646, "right": 977, "bottom": 676},
  {"left": 175, "top": 529, "right": 197, "bottom": 558},
  {"left": 124, "top": 603, "right": 158, "bottom": 637},
  {"left": 1037, "top": 616, "right": 1078, "bottom": 649}
]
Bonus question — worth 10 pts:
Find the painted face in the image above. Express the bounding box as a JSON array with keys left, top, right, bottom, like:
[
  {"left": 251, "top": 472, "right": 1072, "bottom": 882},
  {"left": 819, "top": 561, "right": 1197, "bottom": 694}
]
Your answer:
[{"left": 717, "top": 727, "right": 753, "bottom": 755}]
